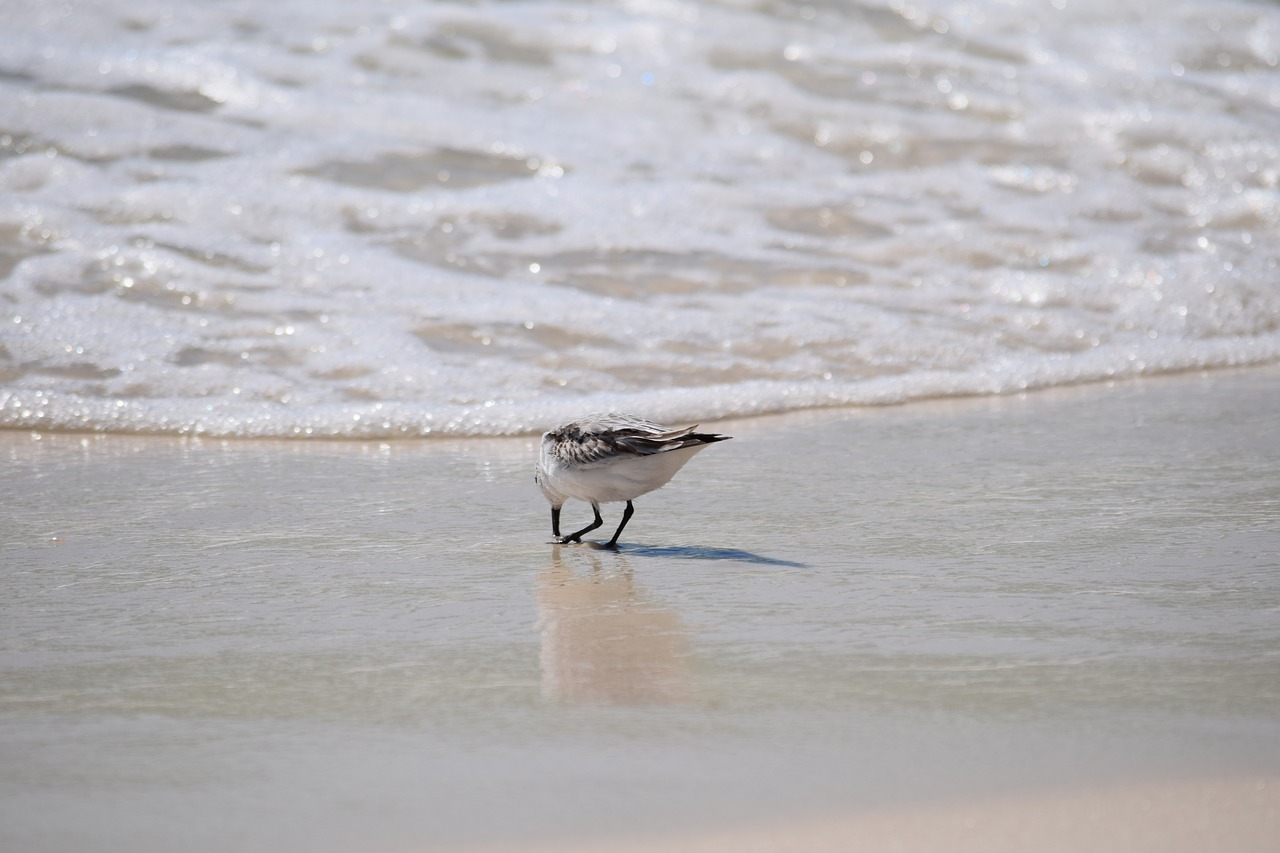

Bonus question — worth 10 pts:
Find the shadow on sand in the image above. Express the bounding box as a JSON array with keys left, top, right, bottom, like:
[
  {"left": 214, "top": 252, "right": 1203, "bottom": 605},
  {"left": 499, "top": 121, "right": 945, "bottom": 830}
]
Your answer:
[{"left": 613, "top": 543, "right": 807, "bottom": 568}]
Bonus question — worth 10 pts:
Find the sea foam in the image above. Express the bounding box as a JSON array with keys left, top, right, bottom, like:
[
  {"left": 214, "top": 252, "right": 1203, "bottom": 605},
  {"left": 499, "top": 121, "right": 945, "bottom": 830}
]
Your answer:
[{"left": 2, "top": 0, "right": 1278, "bottom": 437}]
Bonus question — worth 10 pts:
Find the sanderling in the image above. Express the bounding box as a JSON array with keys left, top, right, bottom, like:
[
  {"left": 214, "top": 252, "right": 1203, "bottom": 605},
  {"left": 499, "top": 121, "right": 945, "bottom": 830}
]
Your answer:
[{"left": 535, "top": 413, "right": 732, "bottom": 548}]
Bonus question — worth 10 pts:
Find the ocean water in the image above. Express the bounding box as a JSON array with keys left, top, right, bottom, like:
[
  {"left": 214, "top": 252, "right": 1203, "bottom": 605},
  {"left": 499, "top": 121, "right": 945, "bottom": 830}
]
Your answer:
[{"left": 1, "top": 0, "right": 1278, "bottom": 437}]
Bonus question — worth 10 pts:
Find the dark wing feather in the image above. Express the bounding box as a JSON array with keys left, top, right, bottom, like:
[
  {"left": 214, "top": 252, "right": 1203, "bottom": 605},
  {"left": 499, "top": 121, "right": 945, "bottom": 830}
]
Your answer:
[{"left": 545, "top": 414, "right": 731, "bottom": 468}]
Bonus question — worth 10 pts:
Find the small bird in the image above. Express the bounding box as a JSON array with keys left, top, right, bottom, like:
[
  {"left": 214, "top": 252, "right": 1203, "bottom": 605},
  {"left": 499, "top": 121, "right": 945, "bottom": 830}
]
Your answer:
[{"left": 535, "top": 413, "right": 732, "bottom": 548}]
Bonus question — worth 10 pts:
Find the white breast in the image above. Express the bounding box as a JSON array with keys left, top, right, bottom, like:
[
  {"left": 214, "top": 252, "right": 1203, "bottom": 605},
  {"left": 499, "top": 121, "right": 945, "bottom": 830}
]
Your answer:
[{"left": 542, "top": 443, "right": 709, "bottom": 504}]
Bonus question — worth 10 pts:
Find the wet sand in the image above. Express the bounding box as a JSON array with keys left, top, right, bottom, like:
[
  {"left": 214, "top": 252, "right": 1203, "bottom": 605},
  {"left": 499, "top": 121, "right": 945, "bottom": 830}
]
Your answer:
[
  {"left": 470, "top": 777, "right": 1279, "bottom": 853},
  {"left": 3, "top": 367, "right": 1279, "bottom": 852}
]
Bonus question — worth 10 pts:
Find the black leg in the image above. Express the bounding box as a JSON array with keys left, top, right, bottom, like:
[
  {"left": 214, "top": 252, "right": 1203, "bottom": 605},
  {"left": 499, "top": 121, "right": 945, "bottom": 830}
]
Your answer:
[
  {"left": 560, "top": 502, "right": 603, "bottom": 543},
  {"left": 551, "top": 506, "right": 562, "bottom": 538},
  {"left": 604, "top": 500, "right": 635, "bottom": 549}
]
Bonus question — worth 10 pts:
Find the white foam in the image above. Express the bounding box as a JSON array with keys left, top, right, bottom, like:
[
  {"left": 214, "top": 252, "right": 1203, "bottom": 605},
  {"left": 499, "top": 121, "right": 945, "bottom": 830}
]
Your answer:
[{"left": 2, "top": 0, "right": 1278, "bottom": 437}]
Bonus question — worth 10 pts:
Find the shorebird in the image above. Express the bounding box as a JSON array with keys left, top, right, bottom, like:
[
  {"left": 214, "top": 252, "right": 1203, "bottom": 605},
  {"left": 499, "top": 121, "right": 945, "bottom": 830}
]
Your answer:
[{"left": 535, "top": 413, "right": 732, "bottom": 548}]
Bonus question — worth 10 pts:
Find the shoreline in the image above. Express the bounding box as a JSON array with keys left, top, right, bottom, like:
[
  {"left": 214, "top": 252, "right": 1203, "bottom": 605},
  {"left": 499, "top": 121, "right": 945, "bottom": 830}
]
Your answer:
[{"left": 3, "top": 362, "right": 1279, "bottom": 444}]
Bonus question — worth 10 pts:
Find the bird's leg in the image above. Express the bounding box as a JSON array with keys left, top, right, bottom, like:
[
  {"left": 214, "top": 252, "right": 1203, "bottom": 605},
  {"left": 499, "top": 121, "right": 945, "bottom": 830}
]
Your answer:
[
  {"left": 560, "top": 502, "right": 604, "bottom": 543},
  {"left": 603, "top": 500, "right": 635, "bottom": 549},
  {"left": 550, "top": 506, "right": 562, "bottom": 539}
]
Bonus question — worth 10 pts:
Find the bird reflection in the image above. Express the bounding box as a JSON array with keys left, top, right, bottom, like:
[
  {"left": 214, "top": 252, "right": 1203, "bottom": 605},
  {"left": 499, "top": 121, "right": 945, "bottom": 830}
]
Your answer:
[{"left": 536, "top": 545, "right": 695, "bottom": 706}]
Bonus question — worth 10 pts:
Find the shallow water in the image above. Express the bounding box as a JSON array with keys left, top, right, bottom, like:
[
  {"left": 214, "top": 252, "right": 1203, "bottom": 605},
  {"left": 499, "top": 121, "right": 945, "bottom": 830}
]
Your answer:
[
  {"left": 3, "top": 369, "right": 1278, "bottom": 851},
  {"left": 2, "top": 0, "right": 1279, "bottom": 436}
]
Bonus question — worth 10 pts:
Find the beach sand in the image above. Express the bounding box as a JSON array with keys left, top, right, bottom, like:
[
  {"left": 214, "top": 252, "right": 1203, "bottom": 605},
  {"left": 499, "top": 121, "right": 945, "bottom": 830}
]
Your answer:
[
  {"left": 3, "top": 367, "right": 1279, "bottom": 852},
  {"left": 468, "top": 776, "right": 1279, "bottom": 853}
]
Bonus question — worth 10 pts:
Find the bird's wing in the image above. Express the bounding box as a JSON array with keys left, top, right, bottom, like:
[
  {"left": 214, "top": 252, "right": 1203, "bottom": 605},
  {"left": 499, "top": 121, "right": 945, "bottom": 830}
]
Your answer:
[
  {"left": 545, "top": 413, "right": 726, "bottom": 468},
  {"left": 610, "top": 424, "right": 700, "bottom": 456}
]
